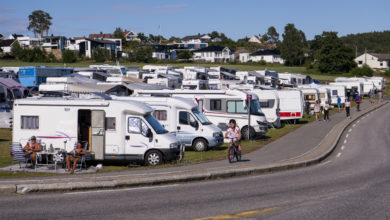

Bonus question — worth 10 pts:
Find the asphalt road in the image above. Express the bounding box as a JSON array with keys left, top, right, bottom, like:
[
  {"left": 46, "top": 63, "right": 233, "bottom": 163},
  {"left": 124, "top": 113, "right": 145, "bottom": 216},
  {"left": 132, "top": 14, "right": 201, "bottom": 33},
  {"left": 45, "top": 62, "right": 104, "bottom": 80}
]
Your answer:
[{"left": 1, "top": 103, "right": 389, "bottom": 220}]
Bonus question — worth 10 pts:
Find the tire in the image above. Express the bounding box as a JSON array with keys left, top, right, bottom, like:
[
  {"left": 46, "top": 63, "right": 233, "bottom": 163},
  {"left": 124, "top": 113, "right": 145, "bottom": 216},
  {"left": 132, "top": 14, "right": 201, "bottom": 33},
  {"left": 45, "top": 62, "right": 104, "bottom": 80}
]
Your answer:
[
  {"left": 241, "top": 126, "right": 255, "bottom": 140},
  {"left": 228, "top": 147, "right": 234, "bottom": 163},
  {"left": 145, "top": 150, "right": 163, "bottom": 166},
  {"left": 193, "top": 139, "right": 207, "bottom": 152}
]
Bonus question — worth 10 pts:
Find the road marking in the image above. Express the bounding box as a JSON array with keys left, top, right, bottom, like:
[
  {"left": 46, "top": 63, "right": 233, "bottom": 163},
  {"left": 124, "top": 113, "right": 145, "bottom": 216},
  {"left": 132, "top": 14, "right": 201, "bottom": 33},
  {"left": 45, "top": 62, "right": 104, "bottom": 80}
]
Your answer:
[
  {"left": 346, "top": 134, "right": 349, "bottom": 138},
  {"left": 357, "top": 120, "right": 360, "bottom": 123},
  {"left": 349, "top": 128, "right": 352, "bottom": 133},
  {"left": 64, "top": 184, "right": 179, "bottom": 195},
  {"left": 344, "top": 139, "right": 347, "bottom": 144},
  {"left": 320, "top": 161, "right": 331, "bottom": 166},
  {"left": 337, "top": 153, "right": 342, "bottom": 158},
  {"left": 194, "top": 207, "right": 280, "bottom": 220},
  {"left": 352, "top": 123, "right": 356, "bottom": 127},
  {"left": 341, "top": 145, "right": 345, "bottom": 150}
]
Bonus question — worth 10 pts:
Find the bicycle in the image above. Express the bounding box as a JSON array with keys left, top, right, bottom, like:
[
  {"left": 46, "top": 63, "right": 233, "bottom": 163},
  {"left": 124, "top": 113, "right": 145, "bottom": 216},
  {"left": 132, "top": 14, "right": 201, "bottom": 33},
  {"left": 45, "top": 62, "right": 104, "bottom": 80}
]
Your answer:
[{"left": 227, "top": 138, "right": 241, "bottom": 163}]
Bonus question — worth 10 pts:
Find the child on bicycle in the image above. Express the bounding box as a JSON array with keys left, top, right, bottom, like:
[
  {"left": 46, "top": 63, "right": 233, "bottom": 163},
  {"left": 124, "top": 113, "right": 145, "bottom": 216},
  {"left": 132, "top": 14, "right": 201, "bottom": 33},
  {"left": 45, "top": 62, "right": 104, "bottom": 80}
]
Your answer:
[{"left": 224, "top": 119, "right": 242, "bottom": 151}]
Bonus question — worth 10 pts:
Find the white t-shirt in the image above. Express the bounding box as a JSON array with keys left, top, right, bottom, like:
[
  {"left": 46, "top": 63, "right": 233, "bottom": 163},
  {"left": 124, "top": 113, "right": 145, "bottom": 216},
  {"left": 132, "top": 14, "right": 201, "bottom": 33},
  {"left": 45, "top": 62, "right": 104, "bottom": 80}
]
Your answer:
[
  {"left": 324, "top": 104, "right": 330, "bottom": 110},
  {"left": 345, "top": 101, "right": 351, "bottom": 107},
  {"left": 227, "top": 126, "right": 240, "bottom": 139}
]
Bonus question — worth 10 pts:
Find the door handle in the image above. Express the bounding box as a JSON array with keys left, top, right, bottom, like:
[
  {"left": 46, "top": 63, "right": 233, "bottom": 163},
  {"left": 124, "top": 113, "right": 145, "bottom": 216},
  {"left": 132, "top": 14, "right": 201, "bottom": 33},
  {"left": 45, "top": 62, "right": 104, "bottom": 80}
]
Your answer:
[{"left": 125, "top": 135, "right": 130, "bottom": 140}]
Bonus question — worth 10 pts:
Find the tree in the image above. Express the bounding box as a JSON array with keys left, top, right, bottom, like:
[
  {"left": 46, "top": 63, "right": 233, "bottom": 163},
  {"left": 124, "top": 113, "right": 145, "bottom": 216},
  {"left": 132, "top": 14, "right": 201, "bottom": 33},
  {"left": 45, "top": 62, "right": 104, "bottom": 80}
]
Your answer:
[
  {"left": 265, "top": 26, "right": 279, "bottom": 44},
  {"left": 261, "top": 34, "right": 269, "bottom": 43},
  {"left": 113, "top": 27, "right": 124, "bottom": 39},
  {"left": 137, "top": 32, "right": 148, "bottom": 42},
  {"left": 350, "top": 64, "right": 373, "bottom": 76},
  {"left": 92, "top": 47, "right": 110, "bottom": 62},
  {"left": 314, "top": 32, "right": 356, "bottom": 73},
  {"left": 27, "top": 10, "right": 52, "bottom": 37},
  {"left": 177, "top": 50, "right": 192, "bottom": 60},
  {"left": 11, "top": 40, "right": 23, "bottom": 59},
  {"left": 62, "top": 50, "right": 77, "bottom": 63},
  {"left": 279, "top": 23, "right": 307, "bottom": 66},
  {"left": 127, "top": 46, "right": 153, "bottom": 63},
  {"left": 168, "top": 36, "right": 181, "bottom": 43}
]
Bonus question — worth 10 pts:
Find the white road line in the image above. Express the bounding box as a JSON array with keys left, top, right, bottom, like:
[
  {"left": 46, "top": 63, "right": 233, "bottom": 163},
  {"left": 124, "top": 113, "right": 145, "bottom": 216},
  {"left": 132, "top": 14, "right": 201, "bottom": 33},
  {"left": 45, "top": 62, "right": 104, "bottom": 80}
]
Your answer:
[
  {"left": 64, "top": 184, "right": 179, "bottom": 195},
  {"left": 357, "top": 120, "right": 360, "bottom": 123},
  {"left": 341, "top": 145, "right": 345, "bottom": 150},
  {"left": 344, "top": 139, "right": 347, "bottom": 144},
  {"left": 352, "top": 123, "right": 356, "bottom": 127},
  {"left": 337, "top": 153, "right": 342, "bottom": 158},
  {"left": 349, "top": 128, "right": 352, "bottom": 132},
  {"left": 346, "top": 134, "right": 349, "bottom": 138},
  {"left": 320, "top": 161, "right": 332, "bottom": 166}
]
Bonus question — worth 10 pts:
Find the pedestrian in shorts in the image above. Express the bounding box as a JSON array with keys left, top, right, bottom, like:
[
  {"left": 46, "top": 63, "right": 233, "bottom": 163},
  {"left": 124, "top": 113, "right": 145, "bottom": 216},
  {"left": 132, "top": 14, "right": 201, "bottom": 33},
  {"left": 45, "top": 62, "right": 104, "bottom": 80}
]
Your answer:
[{"left": 345, "top": 99, "right": 351, "bottom": 118}]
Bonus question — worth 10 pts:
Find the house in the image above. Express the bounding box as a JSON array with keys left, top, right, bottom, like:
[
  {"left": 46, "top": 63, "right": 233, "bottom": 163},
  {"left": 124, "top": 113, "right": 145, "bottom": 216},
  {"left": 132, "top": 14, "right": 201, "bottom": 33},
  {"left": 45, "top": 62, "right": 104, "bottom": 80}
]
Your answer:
[
  {"left": 355, "top": 52, "right": 390, "bottom": 69},
  {"left": 89, "top": 33, "right": 112, "bottom": 39},
  {"left": 248, "top": 35, "right": 262, "bottom": 44},
  {"left": 240, "top": 49, "right": 284, "bottom": 64},
  {"left": 0, "top": 39, "right": 15, "bottom": 53},
  {"left": 123, "top": 30, "right": 140, "bottom": 42},
  {"left": 192, "top": 46, "right": 234, "bottom": 63},
  {"left": 66, "top": 37, "right": 122, "bottom": 58},
  {"left": 7, "top": 34, "right": 23, "bottom": 40},
  {"left": 16, "top": 36, "right": 44, "bottom": 49},
  {"left": 181, "top": 34, "right": 211, "bottom": 44},
  {"left": 151, "top": 45, "right": 176, "bottom": 60},
  {"left": 42, "top": 36, "right": 67, "bottom": 51}
]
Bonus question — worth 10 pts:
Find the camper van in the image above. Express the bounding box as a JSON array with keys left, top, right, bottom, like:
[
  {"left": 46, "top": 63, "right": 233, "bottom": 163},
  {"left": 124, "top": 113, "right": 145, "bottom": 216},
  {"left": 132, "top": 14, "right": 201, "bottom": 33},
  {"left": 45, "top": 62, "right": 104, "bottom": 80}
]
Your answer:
[
  {"left": 114, "top": 96, "right": 223, "bottom": 151},
  {"left": 299, "top": 88, "right": 319, "bottom": 109},
  {"left": 12, "top": 96, "right": 183, "bottom": 166},
  {"left": 330, "top": 82, "right": 363, "bottom": 100},
  {"left": 320, "top": 85, "right": 346, "bottom": 105},
  {"left": 134, "top": 89, "right": 268, "bottom": 139},
  {"left": 275, "top": 90, "right": 304, "bottom": 122}
]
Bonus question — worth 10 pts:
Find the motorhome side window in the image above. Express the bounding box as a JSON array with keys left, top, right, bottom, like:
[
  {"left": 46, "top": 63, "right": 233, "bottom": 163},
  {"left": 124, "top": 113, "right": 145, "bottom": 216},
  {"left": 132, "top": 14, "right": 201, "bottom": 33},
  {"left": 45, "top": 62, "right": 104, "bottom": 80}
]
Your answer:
[
  {"left": 210, "top": 99, "right": 221, "bottom": 111},
  {"left": 105, "top": 117, "right": 116, "bottom": 130},
  {"left": 332, "top": 90, "right": 338, "bottom": 96},
  {"left": 227, "top": 101, "right": 247, "bottom": 114},
  {"left": 179, "top": 111, "right": 197, "bottom": 127},
  {"left": 153, "top": 110, "right": 167, "bottom": 121},
  {"left": 259, "top": 100, "right": 275, "bottom": 108},
  {"left": 128, "top": 117, "right": 149, "bottom": 137},
  {"left": 21, "top": 116, "right": 39, "bottom": 129}
]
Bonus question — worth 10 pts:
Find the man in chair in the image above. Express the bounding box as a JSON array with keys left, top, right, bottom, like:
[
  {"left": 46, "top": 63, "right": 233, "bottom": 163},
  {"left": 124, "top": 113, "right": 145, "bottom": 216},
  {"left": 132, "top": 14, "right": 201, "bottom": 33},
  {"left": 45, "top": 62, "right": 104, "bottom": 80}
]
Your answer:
[
  {"left": 66, "top": 142, "right": 86, "bottom": 174},
  {"left": 23, "top": 136, "right": 42, "bottom": 167}
]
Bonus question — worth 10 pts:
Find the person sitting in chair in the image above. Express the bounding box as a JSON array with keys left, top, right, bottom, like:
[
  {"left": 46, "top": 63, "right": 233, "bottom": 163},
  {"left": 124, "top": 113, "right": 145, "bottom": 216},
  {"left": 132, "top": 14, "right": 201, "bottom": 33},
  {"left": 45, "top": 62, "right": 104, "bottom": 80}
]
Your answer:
[
  {"left": 23, "top": 136, "right": 42, "bottom": 167},
  {"left": 65, "top": 142, "right": 86, "bottom": 174}
]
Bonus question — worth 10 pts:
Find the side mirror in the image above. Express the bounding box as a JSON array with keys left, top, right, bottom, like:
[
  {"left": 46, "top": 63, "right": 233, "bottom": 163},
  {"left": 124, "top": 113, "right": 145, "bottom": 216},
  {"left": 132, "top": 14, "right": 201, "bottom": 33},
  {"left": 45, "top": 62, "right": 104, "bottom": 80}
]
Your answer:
[{"left": 146, "top": 128, "right": 153, "bottom": 138}]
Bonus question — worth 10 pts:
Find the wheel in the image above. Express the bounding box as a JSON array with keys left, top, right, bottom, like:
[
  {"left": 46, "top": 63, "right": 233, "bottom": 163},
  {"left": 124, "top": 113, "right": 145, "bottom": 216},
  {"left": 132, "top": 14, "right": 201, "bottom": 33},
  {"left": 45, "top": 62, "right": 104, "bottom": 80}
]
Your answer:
[
  {"left": 193, "top": 139, "right": 207, "bottom": 152},
  {"left": 237, "top": 147, "right": 241, "bottom": 161},
  {"left": 228, "top": 147, "right": 234, "bottom": 163},
  {"left": 145, "top": 150, "right": 163, "bottom": 166},
  {"left": 241, "top": 126, "right": 255, "bottom": 140}
]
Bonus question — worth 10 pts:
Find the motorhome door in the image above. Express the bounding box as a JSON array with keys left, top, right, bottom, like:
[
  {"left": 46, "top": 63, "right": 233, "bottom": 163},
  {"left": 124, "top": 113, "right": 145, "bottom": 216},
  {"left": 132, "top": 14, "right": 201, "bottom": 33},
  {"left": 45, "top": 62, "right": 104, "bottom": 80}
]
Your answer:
[{"left": 91, "top": 110, "right": 105, "bottom": 160}]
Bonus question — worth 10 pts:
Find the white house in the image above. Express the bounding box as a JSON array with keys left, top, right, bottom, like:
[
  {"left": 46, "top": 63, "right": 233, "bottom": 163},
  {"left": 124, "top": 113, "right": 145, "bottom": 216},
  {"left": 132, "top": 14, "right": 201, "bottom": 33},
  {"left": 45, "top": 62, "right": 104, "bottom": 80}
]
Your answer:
[
  {"left": 151, "top": 45, "right": 176, "bottom": 60},
  {"left": 0, "top": 39, "right": 15, "bottom": 53},
  {"left": 240, "top": 49, "right": 284, "bottom": 64},
  {"left": 193, "top": 46, "right": 234, "bottom": 63},
  {"left": 248, "top": 35, "right": 262, "bottom": 44},
  {"left": 123, "top": 30, "right": 140, "bottom": 42},
  {"left": 239, "top": 53, "right": 251, "bottom": 63},
  {"left": 355, "top": 52, "right": 390, "bottom": 69},
  {"left": 16, "top": 36, "right": 44, "bottom": 49},
  {"left": 181, "top": 34, "right": 211, "bottom": 44}
]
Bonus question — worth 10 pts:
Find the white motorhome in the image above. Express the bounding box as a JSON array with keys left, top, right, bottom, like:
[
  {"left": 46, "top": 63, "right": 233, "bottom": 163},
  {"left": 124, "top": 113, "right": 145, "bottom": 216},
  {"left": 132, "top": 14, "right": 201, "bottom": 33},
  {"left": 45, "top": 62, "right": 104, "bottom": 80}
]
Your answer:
[
  {"left": 366, "top": 76, "right": 385, "bottom": 91},
  {"left": 181, "top": 79, "right": 209, "bottom": 90},
  {"left": 12, "top": 96, "right": 183, "bottom": 166},
  {"left": 89, "top": 64, "right": 127, "bottom": 76},
  {"left": 319, "top": 85, "right": 346, "bottom": 105},
  {"left": 0, "top": 85, "right": 12, "bottom": 128},
  {"left": 299, "top": 88, "right": 319, "bottom": 109},
  {"left": 317, "top": 87, "right": 332, "bottom": 106},
  {"left": 275, "top": 90, "right": 304, "bottom": 122},
  {"left": 134, "top": 89, "right": 268, "bottom": 139},
  {"left": 335, "top": 77, "right": 375, "bottom": 95},
  {"left": 330, "top": 82, "right": 363, "bottom": 99},
  {"left": 113, "top": 96, "right": 223, "bottom": 151}
]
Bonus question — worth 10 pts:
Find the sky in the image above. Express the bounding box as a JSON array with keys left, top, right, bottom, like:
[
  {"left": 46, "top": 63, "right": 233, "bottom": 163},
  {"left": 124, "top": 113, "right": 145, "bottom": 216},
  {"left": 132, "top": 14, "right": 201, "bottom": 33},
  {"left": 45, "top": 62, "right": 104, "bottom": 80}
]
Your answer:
[{"left": 1, "top": 0, "right": 390, "bottom": 40}]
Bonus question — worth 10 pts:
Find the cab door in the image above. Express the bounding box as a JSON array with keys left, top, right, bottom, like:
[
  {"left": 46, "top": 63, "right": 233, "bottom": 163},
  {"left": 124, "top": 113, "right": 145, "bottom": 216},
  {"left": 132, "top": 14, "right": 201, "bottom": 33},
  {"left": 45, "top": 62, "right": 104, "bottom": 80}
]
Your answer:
[
  {"left": 177, "top": 111, "right": 198, "bottom": 145},
  {"left": 125, "top": 116, "right": 153, "bottom": 160}
]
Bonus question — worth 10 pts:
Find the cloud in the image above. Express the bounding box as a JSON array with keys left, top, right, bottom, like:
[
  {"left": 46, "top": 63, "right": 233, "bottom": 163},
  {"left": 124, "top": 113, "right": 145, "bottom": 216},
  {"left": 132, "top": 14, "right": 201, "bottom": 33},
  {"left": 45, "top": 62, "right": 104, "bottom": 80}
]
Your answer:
[
  {"left": 0, "top": 8, "right": 15, "bottom": 13},
  {"left": 111, "top": 3, "right": 188, "bottom": 14}
]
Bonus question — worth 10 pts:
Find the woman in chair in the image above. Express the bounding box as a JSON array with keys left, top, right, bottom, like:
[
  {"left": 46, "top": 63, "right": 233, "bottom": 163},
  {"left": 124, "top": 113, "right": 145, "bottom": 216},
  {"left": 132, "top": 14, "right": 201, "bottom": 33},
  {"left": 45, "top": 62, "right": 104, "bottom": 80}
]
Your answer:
[{"left": 66, "top": 142, "right": 86, "bottom": 174}]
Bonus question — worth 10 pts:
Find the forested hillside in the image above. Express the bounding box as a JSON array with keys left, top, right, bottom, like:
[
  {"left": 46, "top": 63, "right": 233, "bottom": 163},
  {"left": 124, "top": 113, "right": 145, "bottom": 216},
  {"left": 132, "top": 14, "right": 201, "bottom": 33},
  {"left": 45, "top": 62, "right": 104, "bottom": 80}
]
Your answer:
[{"left": 342, "top": 31, "right": 390, "bottom": 54}]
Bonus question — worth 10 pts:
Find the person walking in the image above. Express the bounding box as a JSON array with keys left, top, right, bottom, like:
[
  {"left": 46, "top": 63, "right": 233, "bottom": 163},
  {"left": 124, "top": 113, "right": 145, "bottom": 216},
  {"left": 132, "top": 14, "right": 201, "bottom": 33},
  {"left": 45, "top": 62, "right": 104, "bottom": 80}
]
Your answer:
[
  {"left": 369, "top": 89, "right": 375, "bottom": 104},
  {"left": 337, "top": 96, "right": 342, "bottom": 112},
  {"left": 355, "top": 93, "right": 361, "bottom": 112},
  {"left": 379, "top": 91, "right": 383, "bottom": 102},
  {"left": 314, "top": 100, "right": 321, "bottom": 121},
  {"left": 345, "top": 99, "right": 351, "bottom": 118},
  {"left": 323, "top": 101, "right": 330, "bottom": 121}
]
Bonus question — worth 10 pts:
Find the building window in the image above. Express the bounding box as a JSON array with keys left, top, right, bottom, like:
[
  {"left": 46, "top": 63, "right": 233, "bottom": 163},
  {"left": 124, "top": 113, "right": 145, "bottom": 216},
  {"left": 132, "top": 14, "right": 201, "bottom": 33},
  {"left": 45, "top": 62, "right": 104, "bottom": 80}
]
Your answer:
[
  {"left": 210, "top": 99, "right": 221, "bottom": 111},
  {"left": 380, "top": 62, "right": 383, "bottom": 66},
  {"left": 358, "top": 61, "right": 363, "bottom": 65},
  {"left": 153, "top": 110, "right": 167, "bottom": 121},
  {"left": 21, "top": 116, "right": 39, "bottom": 129},
  {"left": 105, "top": 117, "right": 116, "bottom": 130}
]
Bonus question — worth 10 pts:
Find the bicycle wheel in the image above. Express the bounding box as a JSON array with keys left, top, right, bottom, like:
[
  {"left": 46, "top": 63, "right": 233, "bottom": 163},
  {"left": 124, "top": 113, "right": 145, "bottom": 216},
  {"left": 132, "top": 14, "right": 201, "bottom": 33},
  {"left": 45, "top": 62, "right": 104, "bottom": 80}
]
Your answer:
[
  {"left": 228, "top": 147, "right": 234, "bottom": 163},
  {"left": 235, "top": 146, "right": 240, "bottom": 161}
]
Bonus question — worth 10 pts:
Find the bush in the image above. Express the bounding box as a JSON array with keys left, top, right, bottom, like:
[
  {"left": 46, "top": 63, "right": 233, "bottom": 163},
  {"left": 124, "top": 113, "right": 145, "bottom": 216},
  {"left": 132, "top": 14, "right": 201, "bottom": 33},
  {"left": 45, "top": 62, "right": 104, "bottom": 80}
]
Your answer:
[
  {"left": 384, "top": 70, "right": 390, "bottom": 77},
  {"left": 11, "top": 41, "right": 24, "bottom": 59},
  {"left": 350, "top": 65, "right": 374, "bottom": 76},
  {"left": 62, "top": 50, "right": 77, "bottom": 63},
  {"left": 177, "top": 50, "right": 192, "bottom": 60},
  {"left": 258, "top": 60, "right": 267, "bottom": 65},
  {"left": 47, "top": 53, "right": 57, "bottom": 63},
  {"left": 127, "top": 47, "right": 153, "bottom": 63},
  {"left": 92, "top": 47, "right": 110, "bottom": 62}
]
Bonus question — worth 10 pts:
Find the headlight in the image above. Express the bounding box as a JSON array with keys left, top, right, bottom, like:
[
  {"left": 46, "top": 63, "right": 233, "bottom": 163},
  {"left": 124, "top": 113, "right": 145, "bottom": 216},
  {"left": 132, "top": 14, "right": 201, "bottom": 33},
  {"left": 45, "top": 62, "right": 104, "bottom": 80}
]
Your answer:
[
  {"left": 213, "top": 132, "right": 221, "bottom": 137},
  {"left": 170, "top": 142, "right": 180, "bottom": 149}
]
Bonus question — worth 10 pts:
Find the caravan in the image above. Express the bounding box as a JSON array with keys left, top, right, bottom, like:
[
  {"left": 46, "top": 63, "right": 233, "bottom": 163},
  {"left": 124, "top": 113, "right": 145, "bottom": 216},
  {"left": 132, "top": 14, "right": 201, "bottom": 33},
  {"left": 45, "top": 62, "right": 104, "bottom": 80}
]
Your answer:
[
  {"left": 320, "top": 85, "right": 346, "bottom": 105},
  {"left": 114, "top": 96, "right": 223, "bottom": 151},
  {"left": 12, "top": 96, "right": 183, "bottom": 166},
  {"left": 134, "top": 89, "right": 268, "bottom": 139},
  {"left": 299, "top": 88, "right": 319, "bottom": 109},
  {"left": 275, "top": 90, "right": 304, "bottom": 122}
]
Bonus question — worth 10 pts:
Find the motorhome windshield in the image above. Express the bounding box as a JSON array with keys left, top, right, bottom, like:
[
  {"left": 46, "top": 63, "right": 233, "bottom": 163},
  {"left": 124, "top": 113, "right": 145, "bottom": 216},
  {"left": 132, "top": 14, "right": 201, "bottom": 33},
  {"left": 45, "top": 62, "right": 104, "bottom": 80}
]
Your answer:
[
  {"left": 144, "top": 114, "right": 168, "bottom": 134},
  {"left": 250, "top": 100, "right": 265, "bottom": 116},
  {"left": 192, "top": 109, "right": 212, "bottom": 125}
]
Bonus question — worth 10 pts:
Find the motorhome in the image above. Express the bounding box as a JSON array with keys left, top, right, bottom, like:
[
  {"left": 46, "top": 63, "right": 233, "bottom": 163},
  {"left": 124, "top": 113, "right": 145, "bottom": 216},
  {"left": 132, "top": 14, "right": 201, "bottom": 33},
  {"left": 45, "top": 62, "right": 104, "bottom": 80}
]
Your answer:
[
  {"left": 319, "top": 85, "right": 346, "bottom": 105},
  {"left": 181, "top": 79, "right": 209, "bottom": 90},
  {"left": 299, "top": 88, "right": 319, "bottom": 109},
  {"left": 0, "top": 85, "right": 12, "bottom": 128},
  {"left": 366, "top": 76, "right": 385, "bottom": 91},
  {"left": 18, "top": 67, "right": 74, "bottom": 88},
  {"left": 335, "top": 77, "right": 375, "bottom": 95},
  {"left": 317, "top": 87, "right": 332, "bottom": 106},
  {"left": 113, "top": 96, "right": 224, "bottom": 151},
  {"left": 12, "top": 96, "right": 183, "bottom": 166},
  {"left": 89, "top": 64, "right": 127, "bottom": 76},
  {"left": 279, "top": 73, "right": 311, "bottom": 86},
  {"left": 147, "top": 74, "right": 180, "bottom": 89},
  {"left": 330, "top": 82, "right": 363, "bottom": 100},
  {"left": 133, "top": 89, "right": 268, "bottom": 139},
  {"left": 275, "top": 90, "right": 304, "bottom": 122}
]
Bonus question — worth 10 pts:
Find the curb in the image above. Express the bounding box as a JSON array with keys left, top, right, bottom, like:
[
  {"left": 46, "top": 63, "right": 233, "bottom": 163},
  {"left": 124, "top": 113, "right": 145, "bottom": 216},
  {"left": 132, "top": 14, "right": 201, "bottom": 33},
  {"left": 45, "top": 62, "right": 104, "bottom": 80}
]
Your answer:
[{"left": 7, "top": 101, "right": 389, "bottom": 194}]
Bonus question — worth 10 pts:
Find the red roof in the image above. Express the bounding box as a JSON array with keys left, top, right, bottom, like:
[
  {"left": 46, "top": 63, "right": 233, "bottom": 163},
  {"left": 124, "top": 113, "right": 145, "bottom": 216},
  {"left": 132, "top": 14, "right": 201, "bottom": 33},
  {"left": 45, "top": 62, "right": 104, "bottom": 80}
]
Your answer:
[{"left": 89, "top": 33, "right": 112, "bottom": 39}]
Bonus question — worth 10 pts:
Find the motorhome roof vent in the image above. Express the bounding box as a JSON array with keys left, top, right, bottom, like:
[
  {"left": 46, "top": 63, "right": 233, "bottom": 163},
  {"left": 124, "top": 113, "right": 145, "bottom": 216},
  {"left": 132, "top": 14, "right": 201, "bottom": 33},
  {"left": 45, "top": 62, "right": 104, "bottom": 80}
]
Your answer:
[{"left": 89, "top": 92, "right": 112, "bottom": 100}]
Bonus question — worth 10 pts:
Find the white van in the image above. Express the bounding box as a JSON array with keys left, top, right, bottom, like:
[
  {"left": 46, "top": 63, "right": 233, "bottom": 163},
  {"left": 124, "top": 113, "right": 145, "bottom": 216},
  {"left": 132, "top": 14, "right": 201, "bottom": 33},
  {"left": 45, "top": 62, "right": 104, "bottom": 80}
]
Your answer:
[
  {"left": 320, "top": 85, "right": 346, "bottom": 105},
  {"left": 134, "top": 89, "right": 268, "bottom": 139},
  {"left": 12, "top": 96, "right": 183, "bottom": 166},
  {"left": 113, "top": 96, "right": 223, "bottom": 151},
  {"left": 275, "top": 90, "right": 304, "bottom": 122}
]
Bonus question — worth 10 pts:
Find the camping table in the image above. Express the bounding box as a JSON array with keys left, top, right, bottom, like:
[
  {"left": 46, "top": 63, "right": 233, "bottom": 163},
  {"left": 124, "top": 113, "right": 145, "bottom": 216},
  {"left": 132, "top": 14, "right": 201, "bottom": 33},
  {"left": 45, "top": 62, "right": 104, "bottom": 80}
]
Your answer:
[{"left": 35, "top": 151, "right": 64, "bottom": 171}]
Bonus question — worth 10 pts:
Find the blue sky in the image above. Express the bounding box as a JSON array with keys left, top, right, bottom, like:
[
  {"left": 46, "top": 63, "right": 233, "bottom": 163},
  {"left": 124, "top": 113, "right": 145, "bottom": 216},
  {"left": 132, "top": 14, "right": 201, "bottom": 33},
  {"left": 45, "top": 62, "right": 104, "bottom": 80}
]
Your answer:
[{"left": 1, "top": 0, "right": 389, "bottom": 40}]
